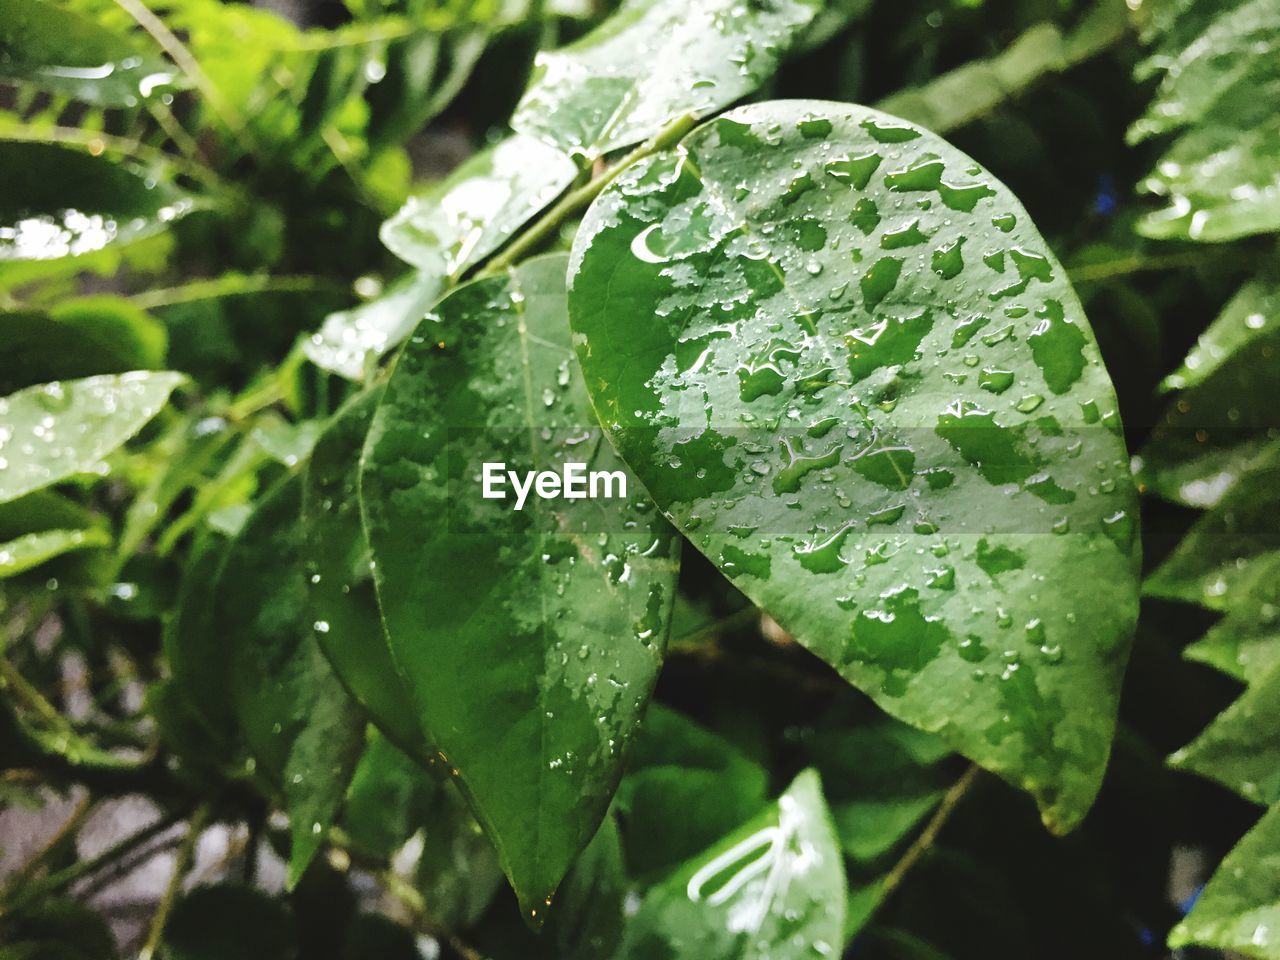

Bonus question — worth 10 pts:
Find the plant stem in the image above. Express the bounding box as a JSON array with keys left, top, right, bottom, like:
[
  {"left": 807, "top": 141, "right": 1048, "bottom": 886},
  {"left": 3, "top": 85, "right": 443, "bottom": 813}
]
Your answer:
[
  {"left": 128, "top": 274, "right": 340, "bottom": 310},
  {"left": 9, "top": 794, "right": 94, "bottom": 889},
  {"left": 880, "top": 763, "right": 981, "bottom": 899},
  {"left": 477, "top": 113, "right": 699, "bottom": 278},
  {"left": 1067, "top": 251, "right": 1208, "bottom": 283},
  {"left": 139, "top": 804, "right": 211, "bottom": 960}
]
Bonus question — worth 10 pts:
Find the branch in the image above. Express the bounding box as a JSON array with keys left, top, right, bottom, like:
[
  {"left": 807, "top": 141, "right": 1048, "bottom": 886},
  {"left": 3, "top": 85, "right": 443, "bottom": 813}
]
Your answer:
[
  {"left": 139, "top": 805, "right": 212, "bottom": 960},
  {"left": 880, "top": 763, "right": 982, "bottom": 899}
]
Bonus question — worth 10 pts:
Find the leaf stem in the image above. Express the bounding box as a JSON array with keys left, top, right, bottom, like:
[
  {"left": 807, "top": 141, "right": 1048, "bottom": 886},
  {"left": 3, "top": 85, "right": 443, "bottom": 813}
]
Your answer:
[
  {"left": 477, "top": 113, "right": 699, "bottom": 277},
  {"left": 128, "top": 274, "right": 341, "bottom": 310},
  {"left": 880, "top": 763, "right": 981, "bottom": 899},
  {"left": 1067, "top": 251, "right": 1208, "bottom": 283},
  {"left": 9, "top": 793, "right": 94, "bottom": 890},
  {"left": 139, "top": 804, "right": 211, "bottom": 960}
]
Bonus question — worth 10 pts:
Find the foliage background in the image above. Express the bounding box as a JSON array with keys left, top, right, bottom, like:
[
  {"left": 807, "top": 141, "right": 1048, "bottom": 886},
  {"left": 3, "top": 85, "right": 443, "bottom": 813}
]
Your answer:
[{"left": 0, "top": 0, "right": 1276, "bottom": 957}]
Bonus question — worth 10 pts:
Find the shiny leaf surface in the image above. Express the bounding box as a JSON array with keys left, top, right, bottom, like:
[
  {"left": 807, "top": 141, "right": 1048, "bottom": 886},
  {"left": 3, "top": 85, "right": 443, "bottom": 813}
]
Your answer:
[
  {"left": 360, "top": 254, "right": 680, "bottom": 919},
  {"left": 215, "top": 476, "right": 365, "bottom": 884},
  {"left": 0, "top": 527, "right": 109, "bottom": 579},
  {"left": 619, "top": 769, "right": 846, "bottom": 959},
  {"left": 1184, "top": 554, "right": 1280, "bottom": 684},
  {"left": 568, "top": 100, "right": 1139, "bottom": 831},
  {"left": 511, "top": 0, "right": 819, "bottom": 158},
  {"left": 0, "top": 371, "right": 184, "bottom": 504},
  {"left": 1161, "top": 276, "right": 1280, "bottom": 392}
]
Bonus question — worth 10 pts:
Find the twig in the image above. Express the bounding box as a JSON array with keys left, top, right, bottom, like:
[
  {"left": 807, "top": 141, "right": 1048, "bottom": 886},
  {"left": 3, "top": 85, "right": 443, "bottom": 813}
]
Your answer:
[
  {"left": 9, "top": 794, "right": 94, "bottom": 889},
  {"left": 476, "top": 113, "right": 699, "bottom": 278},
  {"left": 139, "top": 804, "right": 212, "bottom": 960},
  {"left": 880, "top": 764, "right": 982, "bottom": 899},
  {"left": 128, "top": 274, "right": 340, "bottom": 310}
]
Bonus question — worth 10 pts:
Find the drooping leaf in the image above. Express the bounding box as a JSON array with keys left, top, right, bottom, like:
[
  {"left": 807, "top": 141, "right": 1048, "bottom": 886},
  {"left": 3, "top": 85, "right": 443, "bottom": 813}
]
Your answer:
[
  {"left": 1168, "top": 801, "right": 1280, "bottom": 958},
  {"left": 342, "top": 728, "right": 438, "bottom": 861},
  {"left": 618, "top": 769, "right": 846, "bottom": 959},
  {"left": 0, "top": 0, "right": 179, "bottom": 106},
  {"left": 360, "top": 253, "right": 680, "bottom": 919},
  {"left": 1184, "top": 554, "right": 1280, "bottom": 683},
  {"left": 1161, "top": 276, "right": 1280, "bottom": 392},
  {"left": 1130, "top": 0, "right": 1280, "bottom": 241},
  {"left": 1145, "top": 461, "right": 1280, "bottom": 610},
  {"left": 1171, "top": 662, "right": 1280, "bottom": 806},
  {"left": 304, "top": 270, "right": 443, "bottom": 381},
  {"left": 568, "top": 101, "right": 1140, "bottom": 832},
  {"left": 0, "top": 142, "right": 192, "bottom": 261},
  {"left": 0, "top": 372, "right": 184, "bottom": 504},
  {"left": 215, "top": 476, "right": 365, "bottom": 885},
  {"left": 0, "top": 528, "right": 110, "bottom": 579},
  {"left": 414, "top": 778, "right": 505, "bottom": 932},
  {"left": 380, "top": 134, "right": 577, "bottom": 275},
  {"left": 511, "top": 0, "right": 820, "bottom": 159},
  {"left": 303, "top": 387, "right": 428, "bottom": 759}
]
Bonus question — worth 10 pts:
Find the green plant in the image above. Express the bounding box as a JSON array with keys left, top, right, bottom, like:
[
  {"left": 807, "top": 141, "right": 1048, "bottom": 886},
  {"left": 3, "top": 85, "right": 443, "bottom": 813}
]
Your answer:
[{"left": 0, "top": 0, "right": 1276, "bottom": 957}]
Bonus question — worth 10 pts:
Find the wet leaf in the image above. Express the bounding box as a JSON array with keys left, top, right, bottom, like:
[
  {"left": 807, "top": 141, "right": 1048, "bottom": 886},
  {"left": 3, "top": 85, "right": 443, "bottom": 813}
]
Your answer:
[
  {"left": 511, "top": 0, "right": 819, "bottom": 159},
  {"left": 1130, "top": 0, "right": 1280, "bottom": 241},
  {"left": 1168, "top": 801, "right": 1280, "bottom": 958},
  {"left": 215, "top": 476, "right": 365, "bottom": 885},
  {"left": 0, "top": 527, "right": 110, "bottom": 579},
  {"left": 303, "top": 388, "right": 428, "bottom": 759},
  {"left": 360, "top": 253, "right": 680, "bottom": 919},
  {"left": 1172, "top": 662, "right": 1280, "bottom": 807},
  {"left": 618, "top": 769, "right": 846, "bottom": 959},
  {"left": 342, "top": 729, "right": 438, "bottom": 861},
  {"left": 568, "top": 101, "right": 1139, "bottom": 832},
  {"left": 1161, "top": 277, "right": 1280, "bottom": 392},
  {"left": 0, "top": 142, "right": 192, "bottom": 261},
  {"left": 1184, "top": 554, "right": 1280, "bottom": 683},
  {"left": 0, "top": 371, "right": 184, "bottom": 504},
  {"left": 380, "top": 134, "right": 577, "bottom": 274},
  {"left": 0, "top": 0, "right": 179, "bottom": 106}
]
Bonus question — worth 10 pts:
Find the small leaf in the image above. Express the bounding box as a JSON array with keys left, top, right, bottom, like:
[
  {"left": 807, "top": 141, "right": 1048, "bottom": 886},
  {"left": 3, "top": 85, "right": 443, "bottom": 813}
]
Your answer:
[
  {"left": 0, "top": 0, "right": 180, "bottom": 106},
  {"left": 0, "top": 141, "right": 192, "bottom": 261},
  {"left": 0, "top": 527, "right": 110, "bottom": 579},
  {"left": 1172, "top": 662, "right": 1280, "bottom": 806},
  {"left": 1161, "top": 277, "right": 1280, "bottom": 392},
  {"left": 511, "top": 0, "right": 819, "bottom": 158},
  {"left": 1168, "top": 801, "right": 1280, "bottom": 958},
  {"left": 1184, "top": 555, "right": 1280, "bottom": 683},
  {"left": 360, "top": 253, "right": 680, "bottom": 919},
  {"left": 0, "top": 372, "right": 184, "bottom": 504},
  {"left": 342, "top": 729, "right": 438, "bottom": 861},
  {"left": 619, "top": 769, "right": 846, "bottom": 959},
  {"left": 161, "top": 884, "right": 295, "bottom": 960},
  {"left": 568, "top": 101, "right": 1139, "bottom": 832},
  {"left": 215, "top": 477, "right": 365, "bottom": 885},
  {"left": 305, "top": 270, "right": 443, "bottom": 381},
  {"left": 303, "top": 388, "right": 428, "bottom": 759},
  {"left": 380, "top": 134, "right": 577, "bottom": 275}
]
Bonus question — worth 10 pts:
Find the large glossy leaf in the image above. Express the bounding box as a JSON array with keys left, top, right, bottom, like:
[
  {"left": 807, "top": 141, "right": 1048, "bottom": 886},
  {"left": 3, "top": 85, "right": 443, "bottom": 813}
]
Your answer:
[
  {"left": 511, "top": 0, "right": 819, "bottom": 159},
  {"left": 1130, "top": 0, "right": 1280, "bottom": 241},
  {"left": 0, "top": 372, "right": 184, "bottom": 504},
  {"left": 0, "top": 0, "right": 178, "bottom": 106},
  {"left": 619, "top": 769, "right": 846, "bottom": 959},
  {"left": 568, "top": 100, "right": 1140, "bottom": 832},
  {"left": 303, "top": 387, "right": 428, "bottom": 760},
  {"left": 1168, "top": 801, "right": 1280, "bottom": 958},
  {"left": 1171, "top": 662, "right": 1280, "bottom": 806},
  {"left": 380, "top": 134, "right": 578, "bottom": 274},
  {"left": 215, "top": 476, "right": 365, "bottom": 885},
  {"left": 360, "top": 253, "right": 680, "bottom": 919},
  {"left": 0, "top": 142, "right": 192, "bottom": 261}
]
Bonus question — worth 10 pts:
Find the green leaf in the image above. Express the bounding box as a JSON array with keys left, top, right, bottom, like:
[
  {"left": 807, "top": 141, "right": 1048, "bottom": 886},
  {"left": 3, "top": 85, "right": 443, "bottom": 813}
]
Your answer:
[
  {"left": 1145, "top": 463, "right": 1280, "bottom": 610},
  {"left": 0, "top": 527, "right": 110, "bottom": 579},
  {"left": 1131, "top": 0, "right": 1280, "bottom": 241},
  {"left": 1184, "top": 555, "right": 1280, "bottom": 683},
  {"left": 0, "top": 0, "right": 179, "bottom": 106},
  {"left": 414, "top": 779, "right": 505, "bottom": 931},
  {"left": 616, "top": 705, "right": 768, "bottom": 879},
  {"left": 0, "top": 299, "right": 167, "bottom": 394},
  {"left": 0, "top": 372, "right": 184, "bottom": 504},
  {"left": 0, "top": 142, "right": 192, "bottom": 261},
  {"left": 360, "top": 253, "right": 680, "bottom": 919},
  {"left": 618, "top": 769, "right": 846, "bottom": 959},
  {"left": 380, "top": 134, "right": 577, "bottom": 275},
  {"left": 215, "top": 476, "right": 365, "bottom": 885},
  {"left": 160, "top": 884, "right": 295, "bottom": 960},
  {"left": 1161, "top": 276, "right": 1280, "bottom": 392},
  {"left": 0, "top": 897, "right": 118, "bottom": 960},
  {"left": 342, "top": 728, "right": 438, "bottom": 861},
  {"left": 568, "top": 101, "right": 1140, "bottom": 832},
  {"left": 1168, "top": 801, "right": 1280, "bottom": 958},
  {"left": 305, "top": 270, "right": 443, "bottom": 381},
  {"left": 303, "top": 388, "right": 428, "bottom": 759},
  {"left": 1172, "top": 662, "right": 1280, "bottom": 806},
  {"left": 511, "top": 0, "right": 819, "bottom": 158}
]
